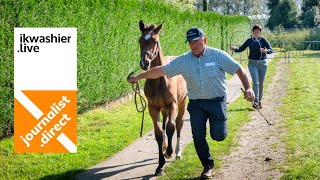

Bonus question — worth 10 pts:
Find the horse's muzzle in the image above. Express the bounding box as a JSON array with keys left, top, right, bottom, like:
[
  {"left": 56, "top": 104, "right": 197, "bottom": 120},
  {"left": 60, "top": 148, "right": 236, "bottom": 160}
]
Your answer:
[{"left": 140, "top": 59, "right": 150, "bottom": 70}]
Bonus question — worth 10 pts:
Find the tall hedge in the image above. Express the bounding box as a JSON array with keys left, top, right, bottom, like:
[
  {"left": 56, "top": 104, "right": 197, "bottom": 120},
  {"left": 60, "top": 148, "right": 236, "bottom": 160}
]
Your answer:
[{"left": 0, "top": 0, "right": 249, "bottom": 138}]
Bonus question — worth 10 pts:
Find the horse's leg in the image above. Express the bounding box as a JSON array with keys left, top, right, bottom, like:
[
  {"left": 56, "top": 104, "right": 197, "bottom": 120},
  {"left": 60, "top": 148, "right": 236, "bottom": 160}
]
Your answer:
[
  {"left": 175, "top": 96, "right": 187, "bottom": 159},
  {"left": 149, "top": 105, "right": 165, "bottom": 176},
  {"left": 161, "top": 109, "right": 168, "bottom": 153},
  {"left": 164, "top": 103, "right": 178, "bottom": 159}
]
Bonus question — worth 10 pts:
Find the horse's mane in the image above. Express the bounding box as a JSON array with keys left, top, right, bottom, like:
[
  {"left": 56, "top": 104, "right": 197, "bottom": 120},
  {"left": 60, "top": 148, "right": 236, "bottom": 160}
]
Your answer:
[{"left": 142, "top": 24, "right": 155, "bottom": 33}]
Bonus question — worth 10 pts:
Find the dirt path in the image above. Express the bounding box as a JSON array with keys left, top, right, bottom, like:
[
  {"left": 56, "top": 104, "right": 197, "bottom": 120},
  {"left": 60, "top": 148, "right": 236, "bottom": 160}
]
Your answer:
[{"left": 215, "top": 59, "right": 289, "bottom": 180}]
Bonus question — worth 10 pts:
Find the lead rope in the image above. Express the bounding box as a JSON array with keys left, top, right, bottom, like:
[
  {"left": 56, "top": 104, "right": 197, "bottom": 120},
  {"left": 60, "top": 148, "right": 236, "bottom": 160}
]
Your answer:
[
  {"left": 241, "top": 88, "right": 272, "bottom": 125},
  {"left": 127, "top": 72, "right": 147, "bottom": 137}
]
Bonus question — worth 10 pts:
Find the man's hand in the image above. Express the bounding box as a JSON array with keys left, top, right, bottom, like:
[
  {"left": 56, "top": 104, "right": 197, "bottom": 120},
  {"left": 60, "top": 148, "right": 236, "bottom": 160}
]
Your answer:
[
  {"left": 230, "top": 46, "right": 236, "bottom": 51},
  {"left": 128, "top": 76, "right": 139, "bottom": 83},
  {"left": 244, "top": 88, "right": 255, "bottom": 102},
  {"left": 260, "top": 48, "right": 267, "bottom": 53},
  {"left": 236, "top": 68, "right": 254, "bottom": 102}
]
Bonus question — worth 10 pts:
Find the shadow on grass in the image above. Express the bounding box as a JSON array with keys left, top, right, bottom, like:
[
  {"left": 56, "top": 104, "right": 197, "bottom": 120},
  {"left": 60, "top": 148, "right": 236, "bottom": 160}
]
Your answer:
[
  {"left": 40, "top": 169, "right": 85, "bottom": 180},
  {"left": 182, "top": 177, "right": 201, "bottom": 180},
  {"left": 228, "top": 107, "right": 254, "bottom": 112}
]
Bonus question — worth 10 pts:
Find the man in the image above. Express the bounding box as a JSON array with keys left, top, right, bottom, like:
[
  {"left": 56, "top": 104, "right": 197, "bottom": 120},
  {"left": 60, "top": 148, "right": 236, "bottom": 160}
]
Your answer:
[{"left": 128, "top": 27, "right": 254, "bottom": 178}]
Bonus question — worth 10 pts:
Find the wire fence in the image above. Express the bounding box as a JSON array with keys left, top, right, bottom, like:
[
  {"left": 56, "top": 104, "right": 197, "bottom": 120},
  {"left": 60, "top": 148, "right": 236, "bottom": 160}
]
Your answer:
[{"left": 231, "top": 41, "right": 320, "bottom": 64}]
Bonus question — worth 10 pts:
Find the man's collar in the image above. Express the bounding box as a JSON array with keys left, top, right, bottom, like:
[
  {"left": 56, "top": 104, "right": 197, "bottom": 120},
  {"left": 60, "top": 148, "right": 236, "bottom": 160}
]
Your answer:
[
  {"left": 190, "top": 46, "right": 207, "bottom": 58},
  {"left": 202, "top": 46, "right": 207, "bottom": 56}
]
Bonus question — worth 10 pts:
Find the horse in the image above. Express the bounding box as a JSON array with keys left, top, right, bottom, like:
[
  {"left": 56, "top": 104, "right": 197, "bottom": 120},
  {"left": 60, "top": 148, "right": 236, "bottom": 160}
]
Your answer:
[{"left": 138, "top": 20, "right": 188, "bottom": 176}]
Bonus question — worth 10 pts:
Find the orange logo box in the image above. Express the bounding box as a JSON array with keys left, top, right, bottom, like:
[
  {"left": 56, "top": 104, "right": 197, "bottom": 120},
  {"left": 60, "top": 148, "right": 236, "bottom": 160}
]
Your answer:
[{"left": 14, "top": 90, "right": 77, "bottom": 153}]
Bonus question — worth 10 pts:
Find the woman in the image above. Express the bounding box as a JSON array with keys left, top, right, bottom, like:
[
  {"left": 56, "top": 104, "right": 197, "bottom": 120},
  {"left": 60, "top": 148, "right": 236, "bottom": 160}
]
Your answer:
[{"left": 230, "top": 25, "right": 273, "bottom": 109}]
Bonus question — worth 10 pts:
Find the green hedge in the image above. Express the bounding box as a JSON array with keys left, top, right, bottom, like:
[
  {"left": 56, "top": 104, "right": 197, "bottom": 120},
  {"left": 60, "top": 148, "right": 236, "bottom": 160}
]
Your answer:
[
  {"left": 264, "top": 28, "right": 320, "bottom": 50},
  {"left": 0, "top": 0, "right": 249, "bottom": 138}
]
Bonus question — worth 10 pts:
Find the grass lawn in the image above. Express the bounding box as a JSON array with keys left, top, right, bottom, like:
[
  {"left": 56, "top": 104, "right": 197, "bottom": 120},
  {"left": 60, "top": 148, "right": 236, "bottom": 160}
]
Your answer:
[{"left": 280, "top": 57, "right": 320, "bottom": 179}]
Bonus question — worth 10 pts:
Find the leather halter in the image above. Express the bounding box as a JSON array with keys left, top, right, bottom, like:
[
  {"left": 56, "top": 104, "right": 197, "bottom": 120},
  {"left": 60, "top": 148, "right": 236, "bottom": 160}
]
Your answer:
[{"left": 141, "top": 40, "right": 159, "bottom": 61}]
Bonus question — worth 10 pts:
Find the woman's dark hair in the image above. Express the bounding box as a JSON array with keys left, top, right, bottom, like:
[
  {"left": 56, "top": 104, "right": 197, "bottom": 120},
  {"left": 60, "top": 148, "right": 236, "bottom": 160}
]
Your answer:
[{"left": 252, "top": 25, "right": 262, "bottom": 32}]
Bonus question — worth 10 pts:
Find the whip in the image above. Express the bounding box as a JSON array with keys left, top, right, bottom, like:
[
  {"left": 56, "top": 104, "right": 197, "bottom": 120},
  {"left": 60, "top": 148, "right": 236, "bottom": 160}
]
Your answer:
[{"left": 241, "top": 88, "right": 272, "bottom": 125}]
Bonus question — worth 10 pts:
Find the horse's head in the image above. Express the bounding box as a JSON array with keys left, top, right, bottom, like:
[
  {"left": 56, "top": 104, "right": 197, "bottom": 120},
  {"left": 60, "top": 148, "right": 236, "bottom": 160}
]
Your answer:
[{"left": 139, "top": 20, "right": 163, "bottom": 70}]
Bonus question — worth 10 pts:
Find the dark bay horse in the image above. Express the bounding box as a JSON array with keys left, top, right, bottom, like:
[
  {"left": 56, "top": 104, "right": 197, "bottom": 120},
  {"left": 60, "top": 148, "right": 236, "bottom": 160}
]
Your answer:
[{"left": 138, "top": 20, "right": 188, "bottom": 175}]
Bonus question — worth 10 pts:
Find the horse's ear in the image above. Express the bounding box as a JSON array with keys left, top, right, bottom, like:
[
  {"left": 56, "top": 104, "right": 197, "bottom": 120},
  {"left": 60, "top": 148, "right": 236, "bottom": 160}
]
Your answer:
[
  {"left": 153, "top": 22, "right": 163, "bottom": 35},
  {"left": 139, "top": 20, "right": 145, "bottom": 32}
]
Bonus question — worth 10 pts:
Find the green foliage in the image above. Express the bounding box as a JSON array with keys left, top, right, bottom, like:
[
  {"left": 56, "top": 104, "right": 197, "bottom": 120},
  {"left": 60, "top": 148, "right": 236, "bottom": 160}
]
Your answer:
[
  {"left": 264, "top": 28, "right": 320, "bottom": 50},
  {"left": 0, "top": 0, "right": 15, "bottom": 139},
  {"left": 0, "top": 0, "right": 249, "bottom": 138},
  {"left": 279, "top": 0, "right": 299, "bottom": 28},
  {"left": 300, "top": 9, "right": 316, "bottom": 28},
  {"left": 305, "top": 28, "right": 320, "bottom": 50},
  {"left": 305, "top": 28, "right": 320, "bottom": 41},
  {"left": 267, "top": 0, "right": 280, "bottom": 9},
  {"left": 300, "top": 0, "right": 320, "bottom": 28},
  {"left": 274, "top": 24, "right": 286, "bottom": 35},
  {"left": 159, "top": 0, "right": 197, "bottom": 10},
  {"left": 267, "top": 0, "right": 299, "bottom": 30}
]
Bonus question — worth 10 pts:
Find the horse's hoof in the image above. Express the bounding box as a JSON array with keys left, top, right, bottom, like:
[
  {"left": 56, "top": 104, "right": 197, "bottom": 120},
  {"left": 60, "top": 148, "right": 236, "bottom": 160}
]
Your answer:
[
  {"left": 154, "top": 168, "right": 163, "bottom": 176},
  {"left": 164, "top": 152, "right": 173, "bottom": 159},
  {"left": 176, "top": 150, "right": 182, "bottom": 159},
  {"left": 176, "top": 155, "right": 182, "bottom": 160}
]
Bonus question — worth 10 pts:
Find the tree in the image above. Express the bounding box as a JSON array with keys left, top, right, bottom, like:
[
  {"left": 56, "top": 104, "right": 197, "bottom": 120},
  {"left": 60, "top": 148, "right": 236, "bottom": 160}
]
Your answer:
[
  {"left": 300, "top": 0, "right": 320, "bottom": 27},
  {"left": 280, "top": 0, "right": 299, "bottom": 28},
  {"left": 267, "top": 0, "right": 299, "bottom": 30},
  {"left": 193, "top": 0, "right": 269, "bottom": 16},
  {"left": 266, "top": 0, "right": 280, "bottom": 29},
  {"left": 268, "top": 0, "right": 280, "bottom": 9},
  {"left": 203, "top": 0, "right": 208, "bottom": 11},
  {"left": 205, "top": 0, "right": 252, "bottom": 15}
]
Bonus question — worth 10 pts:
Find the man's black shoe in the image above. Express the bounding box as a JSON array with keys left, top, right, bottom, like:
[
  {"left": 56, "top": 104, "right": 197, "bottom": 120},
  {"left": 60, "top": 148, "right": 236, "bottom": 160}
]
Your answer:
[{"left": 201, "top": 165, "right": 214, "bottom": 179}]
